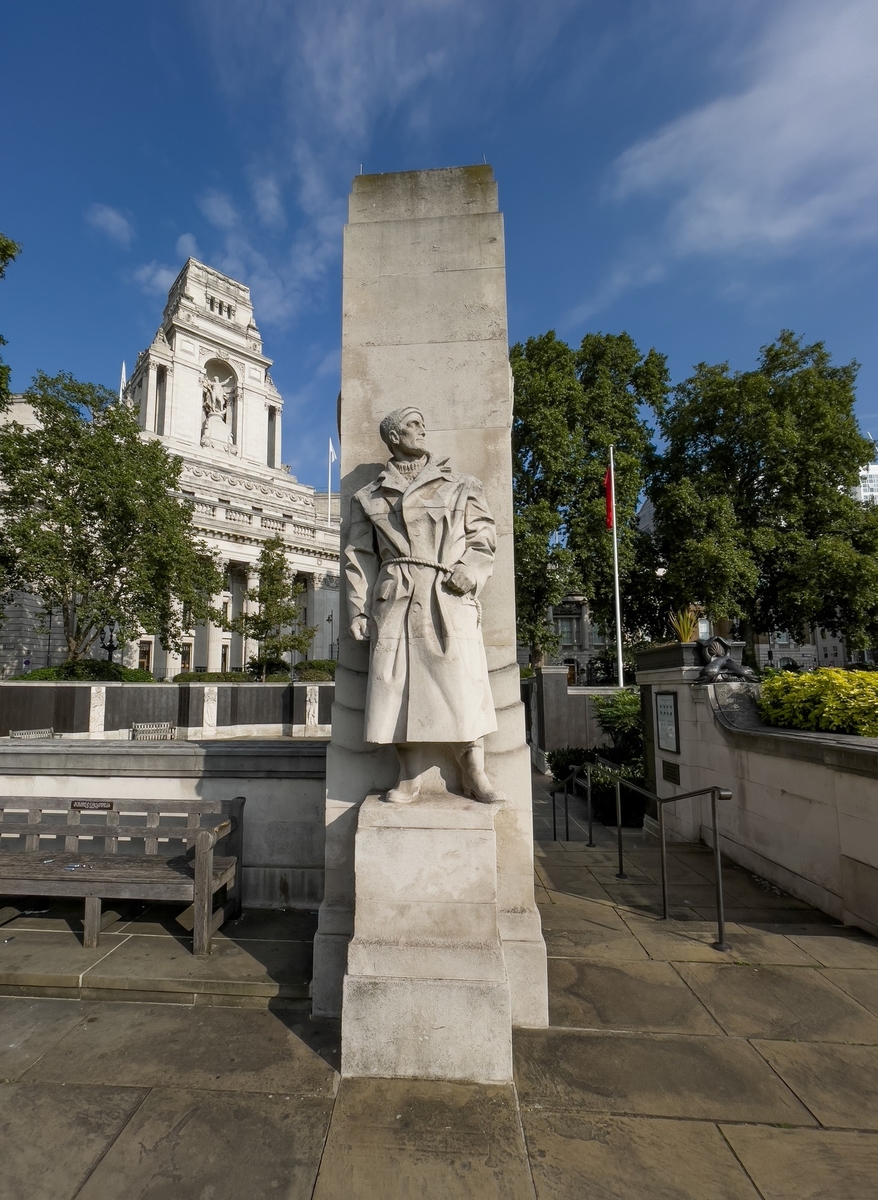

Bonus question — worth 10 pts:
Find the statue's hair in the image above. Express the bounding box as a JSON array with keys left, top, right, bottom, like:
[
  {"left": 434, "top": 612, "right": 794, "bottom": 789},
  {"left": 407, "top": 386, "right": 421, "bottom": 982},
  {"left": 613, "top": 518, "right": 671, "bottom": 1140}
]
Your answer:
[{"left": 379, "top": 406, "right": 424, "bottom": 449}]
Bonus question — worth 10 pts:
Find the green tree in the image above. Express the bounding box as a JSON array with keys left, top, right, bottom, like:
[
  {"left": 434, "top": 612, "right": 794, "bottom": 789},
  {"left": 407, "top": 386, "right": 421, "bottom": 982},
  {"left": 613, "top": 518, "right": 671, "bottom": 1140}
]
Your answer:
[
  {"left": 0, "top": 234, "right": 21, "bottom": 409},
  {"left": 511, "top": 330, "right": 668, "bottom": 662},
  {"left": 226, "top": 536, "right": 315, "bottom": 680},
  {"left": 650, "top": 331, "right": 878, "bottom": 656},
  {"left": 0, "top": 371, "right": 223, "bottom": 660}
]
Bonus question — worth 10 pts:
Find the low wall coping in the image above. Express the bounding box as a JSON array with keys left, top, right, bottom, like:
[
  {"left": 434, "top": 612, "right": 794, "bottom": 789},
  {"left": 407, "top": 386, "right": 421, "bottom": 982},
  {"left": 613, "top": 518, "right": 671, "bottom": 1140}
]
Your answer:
[{"left": 0, "top": 738, "right": 328, "bottom": 779}]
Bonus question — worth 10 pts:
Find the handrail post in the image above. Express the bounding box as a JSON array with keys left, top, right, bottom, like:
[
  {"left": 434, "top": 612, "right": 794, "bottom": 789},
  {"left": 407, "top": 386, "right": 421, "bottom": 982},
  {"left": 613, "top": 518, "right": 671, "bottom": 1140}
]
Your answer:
[
  {"left": 564, "top": 775, "right": 570, "bottom": 842},
  {"left": 658, "top": 800, "right": 669, "bottom": 920},
  {"left": 711, "top": 788, "right": 730, "bottom": 950},
  {"left": 551, "top": 777, "right": 557, "bottom": 841},
  {"left": 586, "top": 765, "right": 595, "bottom": 848},
  {"left": 615, "top": 777, "right": 626, "bottom": 879}
]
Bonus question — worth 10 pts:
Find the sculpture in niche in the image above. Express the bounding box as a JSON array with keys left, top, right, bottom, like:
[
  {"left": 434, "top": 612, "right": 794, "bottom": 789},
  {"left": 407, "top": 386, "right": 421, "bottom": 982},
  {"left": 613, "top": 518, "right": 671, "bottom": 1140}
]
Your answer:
[
  {"left": 200, "top": 361, "right": 238, "bottom": 454},
  {"left": 346, "top": 406, "right": 503, "bottom": 804},
  {"left": 305, "top": 686, "right": 320, "bottom": 728}
]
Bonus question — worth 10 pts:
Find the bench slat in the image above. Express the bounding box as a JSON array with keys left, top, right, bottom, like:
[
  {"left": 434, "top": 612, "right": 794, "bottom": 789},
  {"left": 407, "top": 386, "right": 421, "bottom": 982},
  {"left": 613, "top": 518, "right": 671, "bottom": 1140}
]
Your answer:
[
  {"left": 0, "top": 820, "right": 231, "bottom": 841},
  {"left": 0, "top": 798, "right": 225, "bottom": 813},
  {"left": 0, "top": 852, "right": 235, "bottom": 882}
]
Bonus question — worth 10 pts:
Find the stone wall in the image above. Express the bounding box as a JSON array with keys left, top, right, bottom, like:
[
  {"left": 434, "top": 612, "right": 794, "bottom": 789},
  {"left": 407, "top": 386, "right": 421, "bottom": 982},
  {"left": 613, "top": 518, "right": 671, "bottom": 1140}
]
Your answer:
[
  {"left": 524, "top": 667, "right": 617, "bottom": 772},
  {"left": 0, "top": 681, "right": 334, "bottom": 739},
  {"left": 637, "top": 661, "right": 878, "bottom": 937},
  {"left": 0, "top": 739, "right": 327, "bottom": 908}
]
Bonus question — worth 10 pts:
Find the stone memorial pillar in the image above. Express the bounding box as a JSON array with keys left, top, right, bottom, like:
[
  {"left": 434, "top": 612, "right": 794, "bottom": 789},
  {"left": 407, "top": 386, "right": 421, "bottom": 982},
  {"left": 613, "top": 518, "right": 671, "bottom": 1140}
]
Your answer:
[{"left": 311, "top": 166, "right": 548, "bottom": 1081}]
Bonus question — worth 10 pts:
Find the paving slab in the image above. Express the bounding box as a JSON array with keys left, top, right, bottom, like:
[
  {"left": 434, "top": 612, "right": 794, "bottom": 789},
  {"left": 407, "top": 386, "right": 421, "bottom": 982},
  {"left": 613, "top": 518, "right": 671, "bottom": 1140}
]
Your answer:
[
  {"left": 821, "top": 969, "right": 878, "bottom": 1017},
  {"left": 753, "top": 1040, "right": 878, "bottom": 1130},
  {"left": 0, "top": 1082, "right": 146, "bottom": 1200},
  {"left": 75, "top": 1087, "right": 333, "bottom": 1200},
  {"left": 721, "top": 1124, "right": 878, "bottom": 1200},
  {"left": 538, "top": 897, "right": 629, "bottom": 931},
  {"left": 598, "top": 882, "right": 721, "bottom": 912},
  {"left": 522, "top": 1111, "right": 759, "bottom": 1200},
  {"left": 81, "top": 932, "right": 311, "bottom": 998},
  {"left": 786, "top": 932, "right": 878, "bottom": 968},
  {"left": 22, "top": 1002, "right": 338, "bottom": 1095},
  {"left": 0, "top": 929, "right": 130, "bottom": 987},
  {"left": 620, "top": 915, "right": 736, "bottom": 962},
  {"left": 312, "top": 1077, "right": 535, "bottom": 1200},
  {"left": 514, "top": 1029, "right": 814, "bottom": 1124},
  {"left": 534, "top": 864, "right": 614, "bottom": 902},
  {"left": 676, "top": 963, "right": 878, "bottom": 1042},
  {"left": 0, "top": 996, "right": 92, "bottom": 1081},
  {"left": 543, "top": 925, "right": 650, "bottom": 963},
  {"left": 548, "top": 960, "right": 721, "bottom": 1034},
  {"left": 691, "top": 906, "right": 840, "bottom": 924}
]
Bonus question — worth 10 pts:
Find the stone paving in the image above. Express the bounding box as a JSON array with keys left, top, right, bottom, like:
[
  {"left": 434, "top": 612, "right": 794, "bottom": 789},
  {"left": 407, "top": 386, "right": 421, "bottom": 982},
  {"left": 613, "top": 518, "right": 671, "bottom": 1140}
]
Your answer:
[{"left": 1, "top": 771, "right": 878, "bottom": 1197}]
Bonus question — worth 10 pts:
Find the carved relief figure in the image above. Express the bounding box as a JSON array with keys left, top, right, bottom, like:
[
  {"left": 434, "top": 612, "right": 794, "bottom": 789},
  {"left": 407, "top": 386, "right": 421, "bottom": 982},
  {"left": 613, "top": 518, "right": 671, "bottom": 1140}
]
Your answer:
[
  {"left": 345, "top": 407, "right": 503, "bottom": 804},
  {"left": 200, "top": 363, "right": 237, "bottom": 452},
  {"left": 305, "top": 685, "right": 320, "bottom": 727}
]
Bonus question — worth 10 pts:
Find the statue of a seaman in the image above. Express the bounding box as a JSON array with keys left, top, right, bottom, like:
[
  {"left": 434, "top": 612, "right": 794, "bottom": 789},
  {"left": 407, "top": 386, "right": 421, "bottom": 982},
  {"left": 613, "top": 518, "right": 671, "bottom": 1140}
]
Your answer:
[{"left": 345, "top": 406, "right": 503, "bottom": 804}]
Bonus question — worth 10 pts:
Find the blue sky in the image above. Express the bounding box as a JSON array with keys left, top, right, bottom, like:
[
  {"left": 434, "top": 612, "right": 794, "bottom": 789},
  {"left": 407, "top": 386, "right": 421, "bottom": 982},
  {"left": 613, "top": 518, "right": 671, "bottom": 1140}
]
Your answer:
[{"left": 2, "top": 0, "right": 877, "bottom": 486}]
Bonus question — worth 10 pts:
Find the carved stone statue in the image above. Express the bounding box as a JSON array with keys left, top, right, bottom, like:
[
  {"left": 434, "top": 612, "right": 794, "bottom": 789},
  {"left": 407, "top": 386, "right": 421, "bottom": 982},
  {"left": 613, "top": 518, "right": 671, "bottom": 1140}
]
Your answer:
[
  {"left": 345, "top": 406, "right": 503, "bottom": 804},
  {"left": 696, "top": 636, "right": 758, "bottom": 683},
  {"left": 200, "top": 367, "right": 236, "bottom": 452}
]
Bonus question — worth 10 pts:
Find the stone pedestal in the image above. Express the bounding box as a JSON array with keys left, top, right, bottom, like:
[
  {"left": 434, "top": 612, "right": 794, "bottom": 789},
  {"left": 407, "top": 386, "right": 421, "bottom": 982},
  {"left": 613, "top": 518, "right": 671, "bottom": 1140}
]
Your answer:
[
  {"left": 312, "top": 165, "right": 548, "bottom": 1054},
  {"left": 341, "top": 794, "right": 512, "bottom": 1083}
]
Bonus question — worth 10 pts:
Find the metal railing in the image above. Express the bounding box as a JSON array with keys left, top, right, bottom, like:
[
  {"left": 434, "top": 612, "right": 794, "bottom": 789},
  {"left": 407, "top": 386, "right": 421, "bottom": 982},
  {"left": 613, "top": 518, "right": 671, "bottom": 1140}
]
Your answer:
[{"left": 549, "top": 755, "right": 731, "bottom": 951}]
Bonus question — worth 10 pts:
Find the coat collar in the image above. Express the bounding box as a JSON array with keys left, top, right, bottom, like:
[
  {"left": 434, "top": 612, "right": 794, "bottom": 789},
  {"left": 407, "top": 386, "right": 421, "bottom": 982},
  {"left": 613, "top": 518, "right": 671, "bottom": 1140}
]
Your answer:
[{"left": 376, "top": 452, "right": 453, "bottom": 494}]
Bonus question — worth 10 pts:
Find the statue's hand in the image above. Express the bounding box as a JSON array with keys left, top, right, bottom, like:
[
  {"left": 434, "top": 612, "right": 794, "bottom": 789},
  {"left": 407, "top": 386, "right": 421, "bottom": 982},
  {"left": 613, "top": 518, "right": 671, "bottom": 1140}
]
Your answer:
[
  {"left": 446, "top": 566, "right": 476, "bottom": 595},
  {"left": 350, "top": 615, "right": 370, "bottom": 642}
]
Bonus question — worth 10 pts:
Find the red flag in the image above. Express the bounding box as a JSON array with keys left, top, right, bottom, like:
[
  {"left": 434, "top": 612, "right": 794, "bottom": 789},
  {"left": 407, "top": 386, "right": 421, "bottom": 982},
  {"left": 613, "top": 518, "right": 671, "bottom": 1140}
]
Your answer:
[{"left": 604, "top": 464, "right": 614, "bottom": 529}]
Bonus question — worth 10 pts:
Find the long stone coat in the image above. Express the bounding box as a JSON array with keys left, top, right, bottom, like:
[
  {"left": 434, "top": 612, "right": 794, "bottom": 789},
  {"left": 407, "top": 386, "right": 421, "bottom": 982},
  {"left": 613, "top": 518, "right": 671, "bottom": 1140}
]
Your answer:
[{"left": 345, "top": 453, "right": 497, "bottom": 745}]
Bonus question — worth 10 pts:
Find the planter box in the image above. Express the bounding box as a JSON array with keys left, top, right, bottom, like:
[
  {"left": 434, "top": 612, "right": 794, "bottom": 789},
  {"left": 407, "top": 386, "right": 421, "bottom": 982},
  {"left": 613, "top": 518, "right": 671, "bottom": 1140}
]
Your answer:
[{"left": 636, "top": 642, "right": 746, "bottom": 673}]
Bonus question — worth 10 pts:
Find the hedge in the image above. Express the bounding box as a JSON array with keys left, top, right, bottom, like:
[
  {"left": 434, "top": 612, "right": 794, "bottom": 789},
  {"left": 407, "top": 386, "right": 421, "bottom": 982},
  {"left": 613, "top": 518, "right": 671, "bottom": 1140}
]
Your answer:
[
  {"left": 12, "top": 662, "right": 154, "bottom": 682},
  {"left": 758, "top": 668, "right": 878, "bottom": 737}
]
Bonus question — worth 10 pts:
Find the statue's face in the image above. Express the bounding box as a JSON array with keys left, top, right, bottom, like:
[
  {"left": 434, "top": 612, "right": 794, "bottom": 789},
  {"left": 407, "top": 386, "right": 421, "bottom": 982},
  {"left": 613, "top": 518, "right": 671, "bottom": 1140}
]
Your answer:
[{"left": 392, "top": 412, "right": 426, "bottom": 458}]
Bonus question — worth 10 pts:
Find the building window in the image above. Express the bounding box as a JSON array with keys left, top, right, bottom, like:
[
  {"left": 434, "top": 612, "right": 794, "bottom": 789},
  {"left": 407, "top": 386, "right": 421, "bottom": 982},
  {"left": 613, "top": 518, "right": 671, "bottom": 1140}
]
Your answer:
[
  {"left": 181, "top": 643, "right": 192, "bottom": 672},
  {"left": 138, "top": 641, "right": 152, "bottom": 673},
  {"left": 592, "top": 627, "right": 606, "bottom": 647},
  {"left": 221, "top": 644, "right": 229, "bottom": 672},
  {"left": 222, "top": 601, "right": 230, "bottom": 624},
  {"left": 155, "top": 366, "right": 167, "bottom": 436},
  {"left": 555, "top": 617, "right": 580, "bottom": 648},
  {"left": 267, "top": 407, "right": 278, "bottom": 467},
  {"left": 775, "top": 631, "right": 791, "bottom": 645},
  {"left": 697, "top": 617, "right": 711, "bottom": 639}
]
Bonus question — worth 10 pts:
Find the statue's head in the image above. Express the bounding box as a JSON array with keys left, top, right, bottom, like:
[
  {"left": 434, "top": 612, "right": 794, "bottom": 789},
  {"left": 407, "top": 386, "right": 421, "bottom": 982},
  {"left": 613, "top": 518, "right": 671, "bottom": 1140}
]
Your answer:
[{"left": 379, "top": 406, "right": 426, "bottom": 457}]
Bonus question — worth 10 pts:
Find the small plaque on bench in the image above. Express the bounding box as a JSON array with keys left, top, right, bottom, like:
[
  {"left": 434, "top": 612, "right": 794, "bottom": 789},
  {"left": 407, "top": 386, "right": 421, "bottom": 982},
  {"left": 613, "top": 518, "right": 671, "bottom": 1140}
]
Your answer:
[{"left": 71, "top": 800, "right": 114, "bottom": 811}]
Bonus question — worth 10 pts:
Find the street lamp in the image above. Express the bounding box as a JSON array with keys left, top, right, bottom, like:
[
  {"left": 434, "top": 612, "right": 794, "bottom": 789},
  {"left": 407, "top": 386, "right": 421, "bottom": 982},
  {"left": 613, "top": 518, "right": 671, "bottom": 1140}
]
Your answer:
[
  {"left": 327, "top": 611, "right": 335, "bottom": 660},
  {"left": 99, "top": 621, "right": 118, "bottom": 663}
]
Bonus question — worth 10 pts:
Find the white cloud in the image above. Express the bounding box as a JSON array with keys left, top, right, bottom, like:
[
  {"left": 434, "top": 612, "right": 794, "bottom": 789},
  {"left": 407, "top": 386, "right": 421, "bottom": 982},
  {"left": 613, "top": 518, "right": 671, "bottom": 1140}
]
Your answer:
[
  {"left": 86, "top": 203, "right": 134, "bottom": 247},
  {"left": 611, "top": 0, "right": 878, "bottom": 257},
  {"left": 133, "top": 262, "right": 178, "bottom": 296},
  {"left": 176, "top": 232, "right": 202, "bottom": 260},
  {"left": 199, "top": 191, "right": 239, "bottom": 230},
  {"left": 251, "top": 176, "right": 286, "bottom": 230}
]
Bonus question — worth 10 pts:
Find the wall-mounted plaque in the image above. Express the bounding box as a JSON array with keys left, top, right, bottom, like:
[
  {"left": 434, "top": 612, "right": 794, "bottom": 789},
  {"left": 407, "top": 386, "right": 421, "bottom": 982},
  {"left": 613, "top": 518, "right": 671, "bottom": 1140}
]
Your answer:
[
  {"left": 655, "top": 692, "right": 679, "bottom": 755},
  {"left": 662, "top": 760, "right": 681, "bottom": 785}
]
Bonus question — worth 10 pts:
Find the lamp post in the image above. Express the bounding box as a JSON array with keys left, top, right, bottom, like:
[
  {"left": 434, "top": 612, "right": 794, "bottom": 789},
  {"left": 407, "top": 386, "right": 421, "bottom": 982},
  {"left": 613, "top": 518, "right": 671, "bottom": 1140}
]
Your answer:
[
  {"left": 327, "top": 611, "right": 335, "bottom": 660},
  {"left": 99, "top": 621, "right": 118, "bottom": 663}
]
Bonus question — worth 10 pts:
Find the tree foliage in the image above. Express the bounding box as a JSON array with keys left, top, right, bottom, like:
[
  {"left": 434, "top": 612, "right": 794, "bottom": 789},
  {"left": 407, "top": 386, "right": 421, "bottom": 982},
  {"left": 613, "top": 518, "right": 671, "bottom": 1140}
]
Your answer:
[
  {"left": 0, "top": 233, "right": 20, "bottom": 410},
  {"left": 649, "top": 331, "right": 878, "bottom": 650},
  {"left": 0, "top": 372, "right": 223, "bottom": 660},
  {"left": 225, "top": 535, "right": 315, "bottom": 681},
  {"left": 511, "top": 330, "right": 668, "bottom": 659}
]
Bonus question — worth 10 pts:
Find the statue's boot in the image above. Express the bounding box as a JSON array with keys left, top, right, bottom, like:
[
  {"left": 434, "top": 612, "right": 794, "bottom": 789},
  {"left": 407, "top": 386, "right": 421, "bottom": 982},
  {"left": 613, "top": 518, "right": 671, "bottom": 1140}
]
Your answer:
[
  {"left": 385, "top": 776, "right": 420, "bottom": 804},
  {"left": 458, "top": 743, "right": 505, "bottom": 804}
]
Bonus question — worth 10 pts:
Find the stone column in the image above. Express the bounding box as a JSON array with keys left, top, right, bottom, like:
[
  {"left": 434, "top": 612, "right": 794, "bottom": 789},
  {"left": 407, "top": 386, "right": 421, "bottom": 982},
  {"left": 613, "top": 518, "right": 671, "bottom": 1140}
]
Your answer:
[
  {"left": 206, "top": 568, "right": 226, "bottom": 674},
  {"left": 242, "top": 567, "right": 259, "bottom": 672},
  {"left": 144, "top": 361, "right": 158, "bottom": 431},
  {"left": 312, "top": 166, "right": 548, "bottom": 1041}
]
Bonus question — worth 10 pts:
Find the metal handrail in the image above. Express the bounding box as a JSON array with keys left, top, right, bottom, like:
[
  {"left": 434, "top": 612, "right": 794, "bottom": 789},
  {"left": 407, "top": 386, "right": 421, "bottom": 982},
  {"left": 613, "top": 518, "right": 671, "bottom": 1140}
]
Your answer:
[
  {"left": 548, "top": 755, "right": 731, "bottom": 951},
  {"left": 592, "top": 754, "right": 731, "bottom": 951}
]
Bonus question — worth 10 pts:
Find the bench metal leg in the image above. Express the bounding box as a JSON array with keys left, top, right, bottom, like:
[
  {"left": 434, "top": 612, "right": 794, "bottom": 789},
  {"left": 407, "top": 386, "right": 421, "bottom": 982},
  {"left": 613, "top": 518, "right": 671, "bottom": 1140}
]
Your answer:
[{"left": 83, "top": 896, "right": 102, "bottom": 949}]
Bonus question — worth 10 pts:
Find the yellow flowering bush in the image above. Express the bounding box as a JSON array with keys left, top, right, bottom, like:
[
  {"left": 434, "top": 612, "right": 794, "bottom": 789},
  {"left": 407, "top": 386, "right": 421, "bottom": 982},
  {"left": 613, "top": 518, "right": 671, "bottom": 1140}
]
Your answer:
[{"left": 759, "top": 669, "right": 878, "bottom": 738}]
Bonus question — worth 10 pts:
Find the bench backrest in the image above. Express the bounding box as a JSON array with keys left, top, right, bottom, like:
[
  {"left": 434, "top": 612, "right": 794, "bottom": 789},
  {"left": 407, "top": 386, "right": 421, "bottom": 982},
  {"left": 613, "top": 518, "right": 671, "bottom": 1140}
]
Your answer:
[
  {"left": 131, "top": 722, "right": 176, "bottom": 741},
  {"left": 0, "top": 795, "right": 244, "bottom": 858},
  {"left": 10, "top": 728, "right": 55, "bottom": 740}
]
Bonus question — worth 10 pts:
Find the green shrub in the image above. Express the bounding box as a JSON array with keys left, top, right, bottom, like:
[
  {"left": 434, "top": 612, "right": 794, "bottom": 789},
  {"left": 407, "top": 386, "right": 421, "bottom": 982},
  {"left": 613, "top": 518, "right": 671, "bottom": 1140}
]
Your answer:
[
  {"left": 759, "top": 668, "right": 878, "bottom": 737},
  {"left": 294, "top": 658, "right": 336, "bottom": 681},
  {"left": 545, "top": 744, "right": 645, "bottom": 827},
  {"left": 592, "top": 689, "right": 643, "bottom": 759},
  {"left": 13, "top": 661, "right": 154, "bottom": 682},
  {"left": 519, "top": 665, "right": 534, "bottom": 679}
]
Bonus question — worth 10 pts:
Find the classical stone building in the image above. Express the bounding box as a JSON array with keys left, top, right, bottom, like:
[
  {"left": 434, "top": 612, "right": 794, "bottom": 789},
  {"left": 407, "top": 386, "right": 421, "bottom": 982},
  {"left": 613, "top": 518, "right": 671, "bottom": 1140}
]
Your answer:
[{"left": 0, "top": 259, "right": 340, "bottom": 679}]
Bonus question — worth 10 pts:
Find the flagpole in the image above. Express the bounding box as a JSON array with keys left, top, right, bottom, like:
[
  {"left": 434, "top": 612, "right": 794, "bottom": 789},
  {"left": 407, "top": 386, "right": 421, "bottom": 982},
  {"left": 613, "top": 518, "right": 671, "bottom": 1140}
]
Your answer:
[
  {"left": 327, "top": 438, "right": 332, "bottom": 528},
  {"left": 609, "top": 444, "right": 625, "bottom": 687}
]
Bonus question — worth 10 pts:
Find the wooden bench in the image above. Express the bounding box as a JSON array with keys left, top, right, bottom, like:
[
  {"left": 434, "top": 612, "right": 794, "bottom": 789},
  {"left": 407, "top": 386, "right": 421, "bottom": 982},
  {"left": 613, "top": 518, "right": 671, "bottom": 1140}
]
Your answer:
[
  {"left": 0, "top": 795, "right": 244, "bottom": 954},
  {"left": 9, "top": 728, "right": 55, "bottom": 740},
  {"left": 131, "top": 722, "right": 176, "bottom": 741}
]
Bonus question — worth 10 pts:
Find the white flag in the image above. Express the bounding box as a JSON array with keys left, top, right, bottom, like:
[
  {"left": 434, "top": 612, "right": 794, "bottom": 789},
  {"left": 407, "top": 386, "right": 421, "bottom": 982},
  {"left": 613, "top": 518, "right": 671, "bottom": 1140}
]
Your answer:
[
  {"left": 329, "top": 438, "right": 337, "bottom": 463},
  {"left": 119, "top": 361, "right": 127, "bottom": 401}
]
